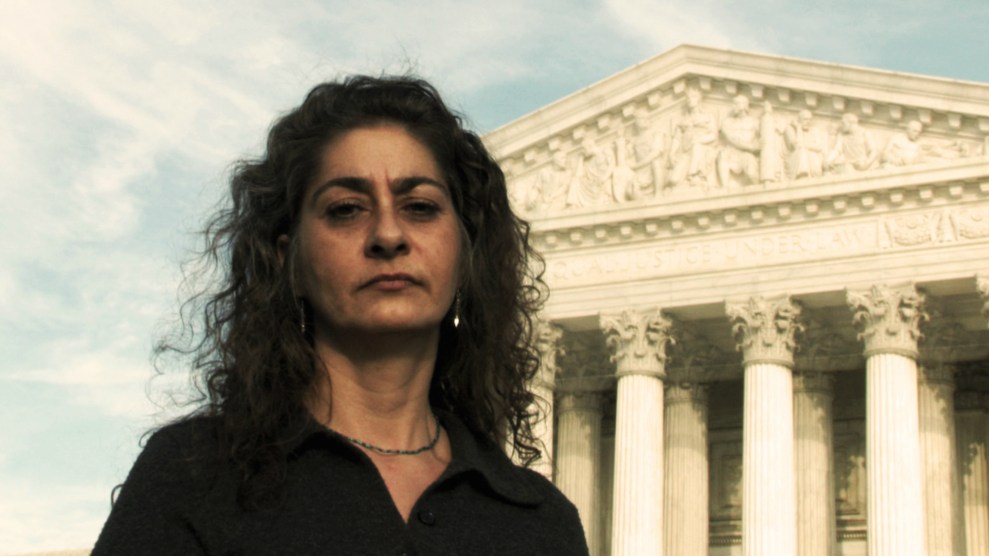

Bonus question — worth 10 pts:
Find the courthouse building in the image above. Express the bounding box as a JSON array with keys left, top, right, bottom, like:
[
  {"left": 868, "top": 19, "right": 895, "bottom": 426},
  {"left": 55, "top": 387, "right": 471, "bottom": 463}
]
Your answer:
[{"left": 485, "top": 45, "right": 989, "bottom": 556}]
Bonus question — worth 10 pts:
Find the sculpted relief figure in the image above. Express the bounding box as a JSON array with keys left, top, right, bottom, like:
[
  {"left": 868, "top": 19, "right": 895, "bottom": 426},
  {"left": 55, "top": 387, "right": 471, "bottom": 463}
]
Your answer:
[
  {"left": 532, "top": 151, "right": 572, "bottom": 211},
  {"left": 826, "top": 113, "right": 878, "bottom": 174},
  {"left": 614, "top": 111, "right": 666, "bottom": 200},
  {"left": 882, "top": 119, "right": 969, "bottom": 167},
  {"left": 759, "top": 101, "right": 783, "bottom": 184},
  {"left": 629, "top": 111, "right": 667, "bottom": 196},
  {"left": 716, "top": 95, "right": 762, "bottom": 188},
  {"left": 783, "top": 109, "right": 826, "bottom": 180},
  {"left": 882, "top": 120, "right": 926, "bottom": 167},
  {"left": 667, "top": 88, "right": 718, "bottom": 189},
  {"left": 567, "top": 136, "right": 615, "bottom": 208}
]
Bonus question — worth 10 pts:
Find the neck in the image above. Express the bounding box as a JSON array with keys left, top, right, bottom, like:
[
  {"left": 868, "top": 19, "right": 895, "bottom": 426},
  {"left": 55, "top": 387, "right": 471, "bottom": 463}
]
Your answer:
[{"left": 308, "top": 327, "right": 441, "bottom": 451}]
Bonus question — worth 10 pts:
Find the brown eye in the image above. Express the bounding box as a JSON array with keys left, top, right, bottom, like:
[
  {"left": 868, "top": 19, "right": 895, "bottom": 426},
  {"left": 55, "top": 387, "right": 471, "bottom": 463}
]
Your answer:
[
  {"left": 326, "top": 201, "right": 364, "bottom": 220},
  {"left": 404, "top": 200, "right": 441, "bottom": 219}
]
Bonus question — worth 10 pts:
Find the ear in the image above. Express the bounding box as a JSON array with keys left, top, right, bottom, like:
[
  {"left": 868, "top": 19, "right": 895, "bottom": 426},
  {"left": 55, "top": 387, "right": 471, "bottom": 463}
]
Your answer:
[{"left": 276, "top": 234, "right": 290, "bottom": 268}]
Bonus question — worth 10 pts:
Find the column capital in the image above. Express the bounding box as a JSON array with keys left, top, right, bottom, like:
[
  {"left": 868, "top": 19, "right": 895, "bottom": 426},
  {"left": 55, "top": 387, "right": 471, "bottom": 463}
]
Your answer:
[
  {"left": 919, "top": 363, "right": 957, "bottom": 387},
  {"left": 666, "top": 381, "right": 709, "bottom": 405},
  {"left": 727, "top": 295, "right": 804, "bottom": 367},
  {"left": 557, "top": 390, "right": 604, "bottom": 413},
  {"left": 534, "top": 318, "right": 564, "bottom": 390},
  {"left": 667, "top": 340, "right": 731, "bottom": 385},
  {"left": 556, "top": 331, "right": 614, "bottom": 392},
  {"left": 919, "top": 309, "right": 972, "bottom": 366},
  {"left": 955, "top": 391, "right": 984, "bottom": 411},
  {"left": 977, "top": 274, "right": 989, "bottom": 326},
  {"left": 600, "top": 308, "right": 674, "bottom": 378},
  {"left": 795, "top": 322, "right": 861, "bottom": 372},
  {"left": 846, "top": 284, "right": 927, "bottom": 358},
  {"left": 793, "top": 370, "right": 835, "bottom": 396}
]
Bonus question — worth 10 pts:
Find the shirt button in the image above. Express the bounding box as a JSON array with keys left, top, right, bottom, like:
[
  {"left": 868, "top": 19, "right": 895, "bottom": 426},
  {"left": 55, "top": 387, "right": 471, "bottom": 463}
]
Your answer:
[{"left": 418, "top": 509, "right": 436, "bottom": 526}]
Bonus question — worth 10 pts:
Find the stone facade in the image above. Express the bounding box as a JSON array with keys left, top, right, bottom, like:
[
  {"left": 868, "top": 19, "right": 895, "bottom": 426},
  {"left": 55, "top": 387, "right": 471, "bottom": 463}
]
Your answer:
[{"left": 487, "top": 45, "right": 989, "bottom": 556}]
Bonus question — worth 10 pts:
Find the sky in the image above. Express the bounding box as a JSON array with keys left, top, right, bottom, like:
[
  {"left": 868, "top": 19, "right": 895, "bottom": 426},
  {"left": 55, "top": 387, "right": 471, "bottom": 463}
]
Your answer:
[{"left": 1, "top": 0, "right": 987, "bottom": 552}]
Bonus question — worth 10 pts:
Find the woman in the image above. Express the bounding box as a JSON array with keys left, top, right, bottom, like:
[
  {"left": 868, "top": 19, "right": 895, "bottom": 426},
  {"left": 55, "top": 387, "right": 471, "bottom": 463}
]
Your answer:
[{"left": 92, "top": 76, "right": 588, "bottom": 555}]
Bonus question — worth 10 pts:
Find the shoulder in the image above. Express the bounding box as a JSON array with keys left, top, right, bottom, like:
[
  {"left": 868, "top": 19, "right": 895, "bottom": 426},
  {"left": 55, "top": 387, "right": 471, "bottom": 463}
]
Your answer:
[
  {"left": 140, "top": 416, "right": 223, "bottom": 472},
  {"left": 113, "top": 416, "right": 226, "bottom": 505},
  {"left": 91, "top": 416, "right": 228, "bottom": 554}
]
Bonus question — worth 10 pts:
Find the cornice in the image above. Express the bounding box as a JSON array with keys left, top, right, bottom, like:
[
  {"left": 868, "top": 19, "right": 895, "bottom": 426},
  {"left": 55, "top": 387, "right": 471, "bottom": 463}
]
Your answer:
[
  {"left": 528, "top": 160, "right": 989, "bottom": 253},
  {"left": 484, "top": 45, "right": 989, "bottom": 159}
]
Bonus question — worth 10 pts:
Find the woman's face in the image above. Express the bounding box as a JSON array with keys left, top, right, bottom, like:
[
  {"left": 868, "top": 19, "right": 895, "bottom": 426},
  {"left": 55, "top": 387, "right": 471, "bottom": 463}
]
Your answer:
[{"left": 290, "top": 124, "right": 462, "bottom": 341}]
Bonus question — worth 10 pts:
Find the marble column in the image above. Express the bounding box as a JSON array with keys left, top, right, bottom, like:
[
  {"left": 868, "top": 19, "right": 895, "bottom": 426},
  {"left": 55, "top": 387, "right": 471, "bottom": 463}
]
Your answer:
[
  {"left": 918, "top": 364, "right": 964, "bottom": 556},
  {"left": 977, "top": 274, "right": 989, "bottom": 327},
  {"left": 664, "top": 382, "right": 709, "bottom": 556},
  {"left": 847, "top": 284, "right": 927, "bottom": 556},
  {"left": 727, "top": 295, "right": 803, "bottom": 556},
  {"left": 793, "top": 371, "right": 836, "bottom": 556},
  {"left": 532, "top": 320, "right": 563, "bottom": 478},
  {"left": 556, "top": 391, "right": 603, "bottom": 555},
  {"left": 601, "top": 308, "right": 674, "bottom": 556},
  {"left": 957, "top": 392, "right": 988, "bottom": 556}
]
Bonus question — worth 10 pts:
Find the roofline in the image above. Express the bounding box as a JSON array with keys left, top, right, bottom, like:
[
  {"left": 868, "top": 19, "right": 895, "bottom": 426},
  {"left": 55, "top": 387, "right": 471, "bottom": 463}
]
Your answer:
[{"left": 483, "top": 44, "right": 989, "bottom": 157}]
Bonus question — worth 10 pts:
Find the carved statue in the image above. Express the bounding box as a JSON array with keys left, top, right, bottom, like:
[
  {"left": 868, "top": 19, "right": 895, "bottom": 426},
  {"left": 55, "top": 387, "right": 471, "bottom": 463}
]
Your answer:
[
  {"left": 532, "top": 151, "right": 571, "bottom": 211},
  {"left": 759, "top": 101, "right": 783, "bottom": 184},
  {"left": 628, "top": 111, "right": 666, "bottom": 198},
  {"left": 882, "top": 120, "right": 926, "bottom": 167},
  {"left": 717, "top": 95, "right": 762, "bottom": 188},
  {"left": 612, "top": 128, "right": 635, "bottom": 204},
  {"left": 783, "top": 109, "right": 825, "bottom": 180},
  {"left": 883, "top": 120, "right": 969, "bottom": 167},
  {"left": 566, "top": 136, "right": 615, "bottom": 208},
  {"left": 614, "top": 111, "right": 666, "bottom": 201},
  {"left": 826, "top": 113, "right": 877, "bottom": 174},
  {"left": 667, "top": 88, "right": 718, "bottom": 190}
]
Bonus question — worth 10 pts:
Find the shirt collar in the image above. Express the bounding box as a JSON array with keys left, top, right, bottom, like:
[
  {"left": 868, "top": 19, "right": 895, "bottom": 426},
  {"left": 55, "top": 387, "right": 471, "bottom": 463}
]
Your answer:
[
  {"left": 436, "top": 410, "right": 545, "bottom": 507},
  {"left": 287, "top": 410, "right": 545, "bottom": 507}
]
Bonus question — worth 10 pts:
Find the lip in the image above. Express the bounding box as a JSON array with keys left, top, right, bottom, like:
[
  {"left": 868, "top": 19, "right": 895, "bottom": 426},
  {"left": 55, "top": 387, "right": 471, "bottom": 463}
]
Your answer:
[{"left": 362, "top": 273, "right": 420, "bottom": 290}]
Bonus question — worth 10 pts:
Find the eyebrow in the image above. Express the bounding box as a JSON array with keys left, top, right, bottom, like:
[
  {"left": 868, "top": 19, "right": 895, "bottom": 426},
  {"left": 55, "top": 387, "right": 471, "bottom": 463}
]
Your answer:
[{"left": 308, "top": 176, "right": 448, "bottom": 207}]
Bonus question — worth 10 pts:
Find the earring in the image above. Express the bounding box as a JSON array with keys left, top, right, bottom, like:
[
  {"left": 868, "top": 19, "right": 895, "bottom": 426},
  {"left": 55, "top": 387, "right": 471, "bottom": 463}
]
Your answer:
[
  {"left": 299, "top": 301, "right": 307, "bottom": 335},
  {"left": 453, "top": 293, "right": 462, "bottom": 329}
]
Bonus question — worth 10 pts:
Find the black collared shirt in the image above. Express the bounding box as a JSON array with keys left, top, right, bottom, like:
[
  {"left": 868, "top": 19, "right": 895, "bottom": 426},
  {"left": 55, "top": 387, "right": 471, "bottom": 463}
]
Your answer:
[{"left": 92, "top": 412, "right": 588, "bottom": 555}]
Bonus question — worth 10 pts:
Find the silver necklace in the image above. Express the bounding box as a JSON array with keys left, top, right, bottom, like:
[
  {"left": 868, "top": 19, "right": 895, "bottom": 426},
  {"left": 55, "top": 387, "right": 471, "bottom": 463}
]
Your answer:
[{"left": 334, "top": 413, "right": 441, "bottom": 456}]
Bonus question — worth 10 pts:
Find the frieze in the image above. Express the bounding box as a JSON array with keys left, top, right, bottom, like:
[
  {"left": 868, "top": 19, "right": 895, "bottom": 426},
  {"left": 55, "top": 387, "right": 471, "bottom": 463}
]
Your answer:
[
  {"left": 548, "top": 221, "right": 877, "bottom": 286},
  {"left": 529, "top": 176, "right": 989, "bottom": 253},
  {"left": 539, "top": 202, "right": 989, "bottom": 289},
  {"left": 952, "top": 206, "right": 989, "bottom": 239}
]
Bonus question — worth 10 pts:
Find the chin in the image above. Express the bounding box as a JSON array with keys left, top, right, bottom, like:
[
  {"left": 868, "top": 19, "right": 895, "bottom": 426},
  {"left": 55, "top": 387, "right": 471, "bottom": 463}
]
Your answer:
[{"left": 354, "top": 316, "right": 445, "bottom": 336}]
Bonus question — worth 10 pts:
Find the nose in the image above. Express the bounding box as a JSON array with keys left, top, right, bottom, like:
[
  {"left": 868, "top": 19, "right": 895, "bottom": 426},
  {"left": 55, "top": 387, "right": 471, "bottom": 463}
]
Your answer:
[{"left": 365, "top": 207, "right": 409, "bottom": 258}]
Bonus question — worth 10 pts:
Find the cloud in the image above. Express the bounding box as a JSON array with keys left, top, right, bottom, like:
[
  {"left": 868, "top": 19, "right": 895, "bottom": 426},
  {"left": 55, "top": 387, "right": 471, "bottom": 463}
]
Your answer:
[
  {"left": 0, "top": 481, "right": 108, "bottom": 553},
  {"left": 3, "top": 0, "right": 984, "bottom": 552}
]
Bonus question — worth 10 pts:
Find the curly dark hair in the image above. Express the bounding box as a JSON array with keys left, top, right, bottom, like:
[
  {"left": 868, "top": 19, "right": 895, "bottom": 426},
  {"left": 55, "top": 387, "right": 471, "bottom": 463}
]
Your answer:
[{"left": 157, "top": 75, "right": 546, "bottom": 505}]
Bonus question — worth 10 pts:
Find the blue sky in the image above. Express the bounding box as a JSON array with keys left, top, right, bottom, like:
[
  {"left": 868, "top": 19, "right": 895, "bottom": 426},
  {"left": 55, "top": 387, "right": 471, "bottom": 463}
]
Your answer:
[{"left": 1, "top": 0, "right": 987, "bottom": 551}]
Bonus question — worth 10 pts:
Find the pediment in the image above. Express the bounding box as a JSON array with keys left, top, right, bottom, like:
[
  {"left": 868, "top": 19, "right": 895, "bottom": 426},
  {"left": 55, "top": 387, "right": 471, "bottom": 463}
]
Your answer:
[{"left": 485, "top": 45, "right": 989, "bottom": 229}]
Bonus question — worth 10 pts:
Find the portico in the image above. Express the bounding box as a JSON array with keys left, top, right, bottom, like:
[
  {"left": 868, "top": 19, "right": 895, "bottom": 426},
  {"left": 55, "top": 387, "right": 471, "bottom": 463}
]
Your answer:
[{"left": 487, "top": 46, "right": 989, "bottom": 555}]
